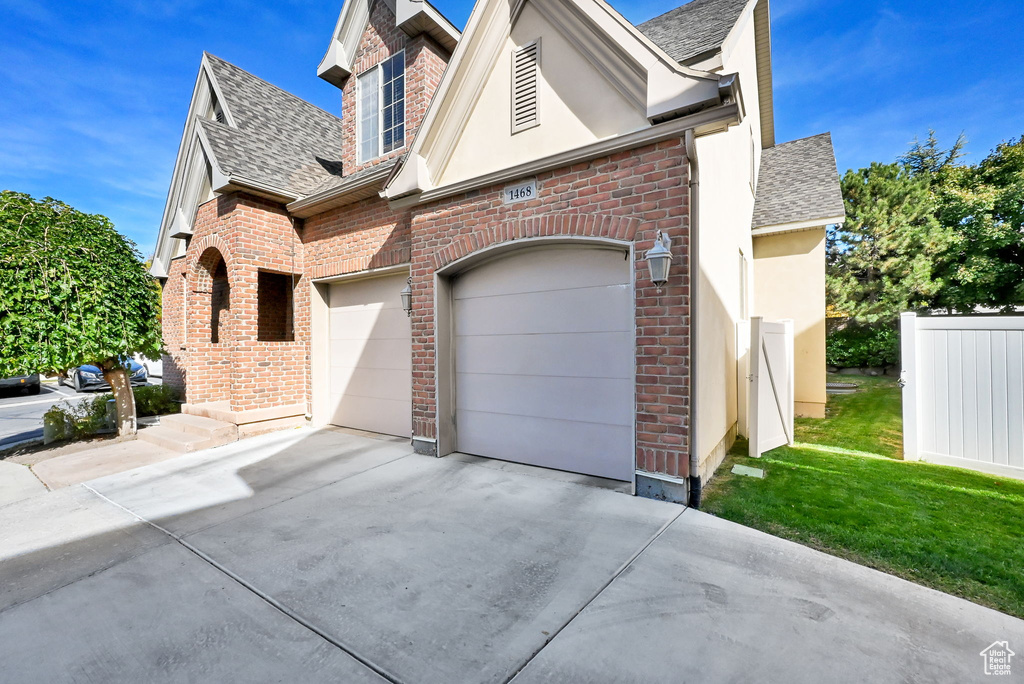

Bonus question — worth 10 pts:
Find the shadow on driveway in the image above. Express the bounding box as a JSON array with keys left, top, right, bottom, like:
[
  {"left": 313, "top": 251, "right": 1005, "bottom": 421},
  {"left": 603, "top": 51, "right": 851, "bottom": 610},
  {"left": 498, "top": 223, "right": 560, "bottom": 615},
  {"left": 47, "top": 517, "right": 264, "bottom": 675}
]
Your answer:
[{"left": 0, "top": 427, "right": 1020, "bottom": 684}]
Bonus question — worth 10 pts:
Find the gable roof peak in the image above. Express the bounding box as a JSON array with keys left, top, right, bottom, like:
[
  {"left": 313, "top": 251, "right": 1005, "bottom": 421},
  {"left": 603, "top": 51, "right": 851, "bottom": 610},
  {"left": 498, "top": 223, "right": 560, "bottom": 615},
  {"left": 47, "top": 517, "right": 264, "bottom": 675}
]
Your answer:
[
  {"left": 318, "top": 0, "right": 461, "bottom": 87},
  {"left": 637, "top": 0, "right": 752, "bottom": 65}
]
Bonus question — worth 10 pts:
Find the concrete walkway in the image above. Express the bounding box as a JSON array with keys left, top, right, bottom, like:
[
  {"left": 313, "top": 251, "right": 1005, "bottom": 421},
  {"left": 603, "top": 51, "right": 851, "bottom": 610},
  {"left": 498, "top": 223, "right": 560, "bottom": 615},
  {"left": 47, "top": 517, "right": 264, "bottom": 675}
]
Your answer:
[
  {"left": 0, "top": 460, "right": 47, "bottom": 506},
  {"left": 0, "top": 427, "right": 1019, "bottom": 683},
  {"left": 30, "top": 437, "right": 178, "bottom": 489}
]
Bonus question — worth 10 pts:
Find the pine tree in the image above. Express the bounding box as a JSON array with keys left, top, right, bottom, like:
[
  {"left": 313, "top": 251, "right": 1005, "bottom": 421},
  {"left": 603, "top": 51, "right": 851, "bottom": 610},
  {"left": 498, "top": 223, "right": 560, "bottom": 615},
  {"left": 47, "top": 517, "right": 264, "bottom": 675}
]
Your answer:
[{"left": 828, "top": 163, "right": 951, "bottom": 323}]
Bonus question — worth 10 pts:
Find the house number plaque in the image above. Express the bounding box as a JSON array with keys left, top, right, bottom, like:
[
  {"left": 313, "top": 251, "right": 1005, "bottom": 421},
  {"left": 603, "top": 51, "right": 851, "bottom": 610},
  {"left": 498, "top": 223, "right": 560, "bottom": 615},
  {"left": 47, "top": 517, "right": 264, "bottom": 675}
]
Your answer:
[{"left": 503, "top": 179, "right": 537, "bottom": 204}]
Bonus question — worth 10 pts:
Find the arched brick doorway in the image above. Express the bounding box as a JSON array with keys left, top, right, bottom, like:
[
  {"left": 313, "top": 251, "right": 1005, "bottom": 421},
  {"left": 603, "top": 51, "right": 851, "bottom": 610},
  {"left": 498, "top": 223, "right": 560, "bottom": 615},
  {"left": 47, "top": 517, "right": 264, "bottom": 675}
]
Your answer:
[
  {"left": 192, "top": 247, "right": 231, "bottom": 344},
  {"left": 185, "top": 246, "right": 233, "bottom": 404}
]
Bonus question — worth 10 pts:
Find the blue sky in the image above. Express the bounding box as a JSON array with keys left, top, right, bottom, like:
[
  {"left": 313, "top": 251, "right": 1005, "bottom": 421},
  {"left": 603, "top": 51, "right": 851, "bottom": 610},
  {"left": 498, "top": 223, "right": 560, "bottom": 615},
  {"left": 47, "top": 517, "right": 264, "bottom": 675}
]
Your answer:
[{"left": 2, "top": 0, "right": 1022, "bottom": 256}]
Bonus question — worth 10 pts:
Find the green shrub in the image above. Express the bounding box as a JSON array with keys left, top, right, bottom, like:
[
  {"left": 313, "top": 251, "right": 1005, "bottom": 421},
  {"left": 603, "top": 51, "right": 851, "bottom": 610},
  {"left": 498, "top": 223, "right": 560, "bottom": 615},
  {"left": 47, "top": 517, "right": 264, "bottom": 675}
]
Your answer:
[
  {"left": 42, "top": 384, "right": 181, "bottom": 443},
  {"left": 43, "top": 398, "right": 109, "bottom": 442},
  {"left": 133, "top": 384, "right": 181, "bottom": 417},
  {"left": 826, "top": 323, "right": 900, "bottom": 368}
]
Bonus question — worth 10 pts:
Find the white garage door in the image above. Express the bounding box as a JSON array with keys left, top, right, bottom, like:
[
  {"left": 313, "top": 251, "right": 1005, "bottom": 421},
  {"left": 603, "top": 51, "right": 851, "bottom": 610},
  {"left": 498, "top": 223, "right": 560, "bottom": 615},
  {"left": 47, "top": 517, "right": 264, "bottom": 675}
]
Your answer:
[
  {"left": 453, "top": 246, "right": 634, "bottom": 481},
  {"left": 329, "top": 273, "right": 412, "bottom": 437}
]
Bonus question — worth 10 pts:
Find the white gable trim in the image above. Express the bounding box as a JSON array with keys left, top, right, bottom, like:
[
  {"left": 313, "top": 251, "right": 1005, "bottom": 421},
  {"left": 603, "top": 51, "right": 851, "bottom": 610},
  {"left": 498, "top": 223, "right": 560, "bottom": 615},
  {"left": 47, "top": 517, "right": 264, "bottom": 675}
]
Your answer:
[
  {"left": 386, "top": 99, "right": 741, "bottom": 209},
  {"left": 384, "top": 0, "right": 735, "bottom": 201},
  {"left": 151, "top": 58, "right": 229, "bottom": 278},
  {"left": 317, "top": 0, "right": 460, "bottom": 88}
]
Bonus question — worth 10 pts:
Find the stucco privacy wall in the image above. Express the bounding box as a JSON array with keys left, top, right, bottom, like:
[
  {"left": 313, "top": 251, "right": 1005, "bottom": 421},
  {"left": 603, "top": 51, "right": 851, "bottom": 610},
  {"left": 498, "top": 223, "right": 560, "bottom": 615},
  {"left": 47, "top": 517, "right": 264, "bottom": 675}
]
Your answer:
[
  {"left": 753, "top": 227, "right": 827, "bottom": 417},
  {"left": 409, "top": 139, "right": 692, "bottom": 479},
  {"left": 693, "top": 6, "right": 760, "bottom": 473},
  {"left": 339, "top": 0, "right": 450, "bottom": 176}
]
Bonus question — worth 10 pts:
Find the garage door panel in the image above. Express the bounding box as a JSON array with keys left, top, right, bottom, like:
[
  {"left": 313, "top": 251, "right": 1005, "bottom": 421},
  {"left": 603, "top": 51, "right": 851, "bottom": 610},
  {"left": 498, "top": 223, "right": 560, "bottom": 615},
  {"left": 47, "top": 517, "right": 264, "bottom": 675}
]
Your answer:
[
  {"left": 329, "top": 307, "right": 410, "bottom": 341},
  {"left": 454, "top": 332, "right": 633, "bottom": 378},
  {"left": 457, "top": 410, "right": 634, "bottom": 481},
  {"left": 328, "top": 273, "right": 412, "bottom": 438},
  {"left": 455, "top": 373, "right": 633, "bottom": 425},
  {"left": 329, "top": 278, "right": 405, "bottom": 309},
  {"left": 330, "top": 395, "right": 409, "bottom": 437},
  {"left": 454, "top": 247, "right": 630, "bottom": 299},
  {"left": 330, "top": 366, "right": 412, "bottom": 403},
  {"left": 453, "top": 246, "right": 633, "bottom": 481},
  {"left": 330, "top": 338, "right": 412, "bottom": 371},
  {"left": 454, "top": 284, "right": 632, "bottom": 337}
]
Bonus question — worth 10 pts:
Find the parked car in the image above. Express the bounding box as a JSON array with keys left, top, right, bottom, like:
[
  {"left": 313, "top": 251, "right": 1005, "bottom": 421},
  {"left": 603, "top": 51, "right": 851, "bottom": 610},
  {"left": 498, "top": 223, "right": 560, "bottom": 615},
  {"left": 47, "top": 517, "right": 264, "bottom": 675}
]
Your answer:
[
  {"left": 0, "top": 373, "right": 40, "bottom": 395},
  {"left": 133, "top": 353, "right": 163, "bottom": 378},
  {"left": 62, "top": 360, "right": 147, "bottom": 392}
]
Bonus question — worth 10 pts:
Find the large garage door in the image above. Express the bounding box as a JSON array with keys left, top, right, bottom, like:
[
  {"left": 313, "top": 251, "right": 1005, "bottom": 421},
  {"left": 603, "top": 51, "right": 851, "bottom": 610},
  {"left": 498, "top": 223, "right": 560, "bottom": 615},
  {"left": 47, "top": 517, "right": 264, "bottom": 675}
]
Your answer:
[
  {"left": 453, "top": 246, "right": 634, "bottom": 481},
  {"left": 329, "top": 273, "right": 412, "bottom": 437}
]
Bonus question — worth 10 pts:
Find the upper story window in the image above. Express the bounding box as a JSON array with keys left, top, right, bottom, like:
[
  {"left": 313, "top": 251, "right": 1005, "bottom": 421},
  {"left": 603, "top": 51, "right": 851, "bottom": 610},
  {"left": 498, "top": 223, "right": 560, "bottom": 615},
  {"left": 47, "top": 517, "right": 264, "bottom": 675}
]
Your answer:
[{"left": 357, "top": 52, "right": 405, "bottom": 163}]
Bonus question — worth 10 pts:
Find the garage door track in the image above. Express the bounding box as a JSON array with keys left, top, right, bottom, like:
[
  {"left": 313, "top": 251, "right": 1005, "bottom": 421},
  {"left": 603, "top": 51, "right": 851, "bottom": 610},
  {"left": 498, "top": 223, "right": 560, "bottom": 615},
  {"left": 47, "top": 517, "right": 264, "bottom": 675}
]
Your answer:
[{"left": 1, "top": 428, "right": 1019, "bottom": 683}]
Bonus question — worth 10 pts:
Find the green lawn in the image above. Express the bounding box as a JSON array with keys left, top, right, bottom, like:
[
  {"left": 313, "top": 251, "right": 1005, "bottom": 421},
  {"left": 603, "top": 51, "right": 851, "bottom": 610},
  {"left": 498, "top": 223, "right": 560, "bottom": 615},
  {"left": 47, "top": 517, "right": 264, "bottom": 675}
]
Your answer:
[{"left": 703, "top": 374, "right": 1024, "bottom": 618}]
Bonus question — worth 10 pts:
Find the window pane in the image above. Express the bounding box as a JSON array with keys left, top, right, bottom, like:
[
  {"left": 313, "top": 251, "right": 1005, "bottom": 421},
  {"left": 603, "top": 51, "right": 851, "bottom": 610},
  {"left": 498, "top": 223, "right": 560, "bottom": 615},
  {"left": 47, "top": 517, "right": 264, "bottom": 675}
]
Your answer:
[
  {"left": 380, "top": 53, "right": 405, "bottom": 154},
  {"left": 358, "top": 68, "right": 379, "bottom": 162}
]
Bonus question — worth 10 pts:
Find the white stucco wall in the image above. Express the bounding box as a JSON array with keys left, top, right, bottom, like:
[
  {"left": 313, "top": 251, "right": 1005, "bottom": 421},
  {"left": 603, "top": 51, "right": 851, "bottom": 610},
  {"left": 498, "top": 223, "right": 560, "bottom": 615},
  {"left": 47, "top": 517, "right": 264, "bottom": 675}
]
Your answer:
[
  {"left": 437, "top": 4, "right": 649, "bottom": 187},
  {"left": 694, "top": 7, "right": 760, "bottom": 473},
  {"left": 753, "top": 228, "right": 827, "bottom": 418}
]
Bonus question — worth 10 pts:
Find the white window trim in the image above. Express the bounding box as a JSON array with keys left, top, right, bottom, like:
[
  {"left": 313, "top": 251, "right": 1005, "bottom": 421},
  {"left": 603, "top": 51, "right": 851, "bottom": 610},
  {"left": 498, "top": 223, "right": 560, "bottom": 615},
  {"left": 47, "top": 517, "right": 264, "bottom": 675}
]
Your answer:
[{"left": 357, "top": 50, "right": 406, "bottom": 165}]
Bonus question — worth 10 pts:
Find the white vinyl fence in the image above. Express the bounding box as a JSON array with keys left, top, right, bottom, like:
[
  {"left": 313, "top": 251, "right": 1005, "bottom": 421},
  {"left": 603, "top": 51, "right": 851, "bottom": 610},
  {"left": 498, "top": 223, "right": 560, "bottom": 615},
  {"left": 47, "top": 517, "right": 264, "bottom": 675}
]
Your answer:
[
  {"left": 748, "top": 317, "right": 794, "bottom": 458},
  {"left": 901, "top": 312, "right": 1024, "bottom": 478}
]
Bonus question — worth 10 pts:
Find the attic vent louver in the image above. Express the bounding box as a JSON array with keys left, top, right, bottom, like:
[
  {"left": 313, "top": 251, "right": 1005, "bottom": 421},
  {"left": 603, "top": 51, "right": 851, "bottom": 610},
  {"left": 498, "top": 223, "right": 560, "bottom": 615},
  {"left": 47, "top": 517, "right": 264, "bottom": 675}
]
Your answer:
[
  {"left": 512, "top": 40, "right": 539, "bottom": 134},
  {"left": 215, "top": 109, "right": 225, "bottom": 124}
]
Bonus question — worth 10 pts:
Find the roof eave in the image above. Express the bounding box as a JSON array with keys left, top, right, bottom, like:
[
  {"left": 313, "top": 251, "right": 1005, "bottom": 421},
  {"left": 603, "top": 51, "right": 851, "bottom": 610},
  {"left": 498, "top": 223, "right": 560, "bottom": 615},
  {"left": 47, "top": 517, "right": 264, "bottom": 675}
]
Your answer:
[
  {"left": 752, "top": 0, "right": 774, "bottom": 147},
  {"left": 218, "top": 175, "right": 302, "bottom": 204},
  {"left": 751, "top": 216, "right": 844, "bottom": 237},
  {"left": 286, "top": 164, "right": 394, "bottom": 218}
]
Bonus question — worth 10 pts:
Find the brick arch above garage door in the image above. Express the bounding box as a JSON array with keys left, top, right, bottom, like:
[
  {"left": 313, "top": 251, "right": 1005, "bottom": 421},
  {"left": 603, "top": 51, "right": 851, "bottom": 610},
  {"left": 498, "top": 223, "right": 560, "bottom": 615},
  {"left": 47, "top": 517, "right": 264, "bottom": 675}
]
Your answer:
[{"left": 431, "top": 214, "right": 641, "bottom": 271}]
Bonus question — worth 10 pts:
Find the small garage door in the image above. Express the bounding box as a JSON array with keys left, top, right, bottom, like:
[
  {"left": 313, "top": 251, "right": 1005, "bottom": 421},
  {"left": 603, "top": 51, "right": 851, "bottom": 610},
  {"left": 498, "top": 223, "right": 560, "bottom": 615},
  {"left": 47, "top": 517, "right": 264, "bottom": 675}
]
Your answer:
[
  {"left": 329, "top": 273, "right": 412, "bottom": 437},
  {"left": 453, "top": 246, "right": 634, "bottom": 481}
]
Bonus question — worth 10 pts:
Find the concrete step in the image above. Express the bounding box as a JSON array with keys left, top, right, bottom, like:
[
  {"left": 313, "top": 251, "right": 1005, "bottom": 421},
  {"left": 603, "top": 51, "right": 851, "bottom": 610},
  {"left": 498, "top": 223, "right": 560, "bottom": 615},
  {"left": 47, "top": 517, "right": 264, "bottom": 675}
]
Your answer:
[
  {"left": 182, "top": 401, "right": 232, "bottom": 423},
  {"left": 161, "top": 413, "right": 238, "bottom": 441},
  {"left": 137, "top": 425, "right": 234, "bottom": 454}
]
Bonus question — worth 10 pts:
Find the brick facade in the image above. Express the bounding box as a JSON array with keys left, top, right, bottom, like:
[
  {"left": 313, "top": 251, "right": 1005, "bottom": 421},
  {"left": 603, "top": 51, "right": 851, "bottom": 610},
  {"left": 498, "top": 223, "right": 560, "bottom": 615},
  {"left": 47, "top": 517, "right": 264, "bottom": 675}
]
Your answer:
[
  {"left": 164, "top": 194, "right": 308, "bottom": 413},
  {"left": 408, "top": 139, "right": 692, "bottom": 478},
  {"left": 161, "top": 1, "right": 693, "bottom": 483},
  {"left": 340, "top": 0, "right": 449, "bottom": 175}
]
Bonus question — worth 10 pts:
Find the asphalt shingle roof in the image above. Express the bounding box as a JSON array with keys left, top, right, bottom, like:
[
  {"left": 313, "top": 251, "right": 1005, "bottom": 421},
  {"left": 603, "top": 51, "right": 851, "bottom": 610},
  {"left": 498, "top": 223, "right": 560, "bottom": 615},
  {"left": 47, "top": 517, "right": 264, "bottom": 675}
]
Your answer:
[
  {"left": 751, "top": 133, "right": 845, "bottom": 229},
  {"left": 202, "top": 53, "right": 344, "bottom": 197},
  {"left": 636, "top": 0, "right": 750, "bottom": 64}
]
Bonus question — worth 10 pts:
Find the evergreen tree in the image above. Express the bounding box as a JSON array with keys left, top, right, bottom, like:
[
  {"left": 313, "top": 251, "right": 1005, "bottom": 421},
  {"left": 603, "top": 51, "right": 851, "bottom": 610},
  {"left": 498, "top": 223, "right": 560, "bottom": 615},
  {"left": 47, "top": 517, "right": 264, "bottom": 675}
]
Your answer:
[
  {"left": 828, "top": 163, "right": 951, "bottom": 323},
  {"left": 931, "top": 137, "right": 1024, "bottom": 312},
  {"left": 900, "top": 129, "right": 967, "bottom": 176}
]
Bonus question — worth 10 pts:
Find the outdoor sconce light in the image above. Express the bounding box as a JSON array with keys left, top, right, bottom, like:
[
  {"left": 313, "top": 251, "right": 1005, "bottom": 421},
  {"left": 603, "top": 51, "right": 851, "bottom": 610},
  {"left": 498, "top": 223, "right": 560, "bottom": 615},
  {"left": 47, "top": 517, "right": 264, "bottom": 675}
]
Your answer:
[
  {"left": 645, "top": 231, "right": 673, "bottom": 288},
  {"left": 400, "top": 277, "right": 413, "bottom": 317}
]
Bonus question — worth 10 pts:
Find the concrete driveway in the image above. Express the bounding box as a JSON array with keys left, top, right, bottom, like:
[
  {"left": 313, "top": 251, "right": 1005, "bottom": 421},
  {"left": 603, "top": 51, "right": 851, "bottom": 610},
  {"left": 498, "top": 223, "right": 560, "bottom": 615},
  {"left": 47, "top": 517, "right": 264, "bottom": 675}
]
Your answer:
[{"left": 1, "top": 428, "right": 1020, "bottom": 683}]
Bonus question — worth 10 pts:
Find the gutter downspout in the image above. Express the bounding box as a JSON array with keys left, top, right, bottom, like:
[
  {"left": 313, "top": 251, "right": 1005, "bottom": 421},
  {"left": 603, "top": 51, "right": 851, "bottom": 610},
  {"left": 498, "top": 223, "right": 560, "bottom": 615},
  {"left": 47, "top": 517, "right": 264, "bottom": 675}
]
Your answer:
[{"left": 684, "top": 129, "right": 702, "bottom": 509}]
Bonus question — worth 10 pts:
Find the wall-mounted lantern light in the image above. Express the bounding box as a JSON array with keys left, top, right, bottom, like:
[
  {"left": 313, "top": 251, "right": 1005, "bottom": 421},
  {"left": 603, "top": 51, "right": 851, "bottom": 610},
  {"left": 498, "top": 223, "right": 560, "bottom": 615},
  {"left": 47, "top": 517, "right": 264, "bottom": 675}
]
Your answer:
[
  {"left": 645, "top": 231, "right": 673, "bottom": 288},
  {"left": 400, "top": 277, "right": 413, "bottom": 317}
]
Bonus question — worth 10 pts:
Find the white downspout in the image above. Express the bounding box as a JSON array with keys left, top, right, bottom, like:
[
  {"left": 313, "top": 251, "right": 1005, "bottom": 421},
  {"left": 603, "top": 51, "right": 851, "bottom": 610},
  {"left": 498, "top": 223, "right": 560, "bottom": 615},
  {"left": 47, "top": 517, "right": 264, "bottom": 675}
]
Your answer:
[{"left": 685, "top": 129, "right": 702, "bottom": 508}]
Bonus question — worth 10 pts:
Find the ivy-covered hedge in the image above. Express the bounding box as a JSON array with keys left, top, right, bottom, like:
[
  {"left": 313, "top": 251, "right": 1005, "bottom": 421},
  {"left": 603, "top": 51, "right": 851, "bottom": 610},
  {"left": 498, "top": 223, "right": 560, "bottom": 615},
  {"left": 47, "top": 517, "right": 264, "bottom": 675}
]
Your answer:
[{"left": 826, "top": 323, "right": 900, "bottom": 368}]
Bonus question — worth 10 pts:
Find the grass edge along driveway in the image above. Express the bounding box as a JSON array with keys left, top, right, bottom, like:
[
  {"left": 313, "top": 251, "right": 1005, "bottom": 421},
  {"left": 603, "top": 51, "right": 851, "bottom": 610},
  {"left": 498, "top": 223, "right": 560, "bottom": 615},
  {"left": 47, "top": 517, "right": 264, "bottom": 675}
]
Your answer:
[{"left": 703, "top": 375, "right": 1024, "bottom": 619}]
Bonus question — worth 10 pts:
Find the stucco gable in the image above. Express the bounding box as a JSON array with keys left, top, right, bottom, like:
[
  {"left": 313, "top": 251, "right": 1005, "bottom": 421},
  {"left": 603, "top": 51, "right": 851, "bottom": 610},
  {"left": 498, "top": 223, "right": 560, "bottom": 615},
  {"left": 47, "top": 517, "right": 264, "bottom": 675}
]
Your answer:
[{"left": 384, "top": 0, "right": 741, "bottom": 201}]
